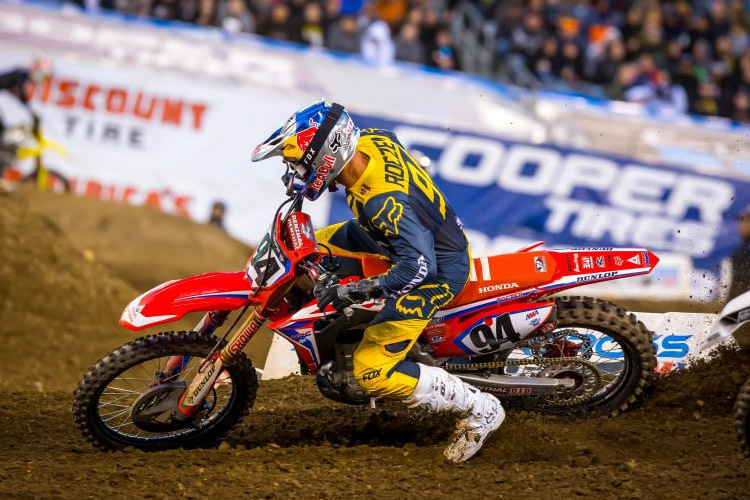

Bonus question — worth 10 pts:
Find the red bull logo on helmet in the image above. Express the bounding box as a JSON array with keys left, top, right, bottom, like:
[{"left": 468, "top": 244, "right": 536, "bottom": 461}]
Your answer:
[{"left": 310, "top": 155, "right": 336, "bottom": 191}]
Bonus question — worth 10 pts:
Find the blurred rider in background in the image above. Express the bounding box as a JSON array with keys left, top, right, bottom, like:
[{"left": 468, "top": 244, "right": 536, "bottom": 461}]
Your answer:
[
  {"left": 0, "top": 57, "right": 52, "bottom": 180},
  {"left": 729, "top": 204, "right": 750, "bottom": 302},
  {"left": 0, "top": 56, "right": 51, "bottom": 136},
  {"left": 252, "top": 99, "right": 504, "bottom": 463}
]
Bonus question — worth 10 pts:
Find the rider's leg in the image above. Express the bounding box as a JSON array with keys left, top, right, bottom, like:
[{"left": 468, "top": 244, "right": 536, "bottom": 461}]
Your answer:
[
  {"left": 314, "top": 219, "right": 392, "bottom": 260},
  {"left": 352, "top": 279, "right": 504, "bottom": 463}
]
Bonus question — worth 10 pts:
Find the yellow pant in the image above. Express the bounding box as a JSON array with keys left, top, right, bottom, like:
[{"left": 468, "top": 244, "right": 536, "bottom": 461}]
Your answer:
[
  {"left": 352, "top": 318, "right": 430, "bottom": 399},
  {"left": 316, "top": 221, "right": 468, "bottom": 401}
]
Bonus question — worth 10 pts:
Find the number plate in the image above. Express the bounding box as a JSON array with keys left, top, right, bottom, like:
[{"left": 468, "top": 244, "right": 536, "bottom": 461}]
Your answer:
[
  {"left": 454, "top": 305, "right": 554, "bottom": 355},
  {"left": 246, "top": 227, "right": 288, "bottom": 289}
]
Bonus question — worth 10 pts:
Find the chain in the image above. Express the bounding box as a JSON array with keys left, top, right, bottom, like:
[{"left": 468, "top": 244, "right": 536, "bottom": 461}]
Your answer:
[{"left": 445, "top": 357, "right": 603, "bottom": 408}]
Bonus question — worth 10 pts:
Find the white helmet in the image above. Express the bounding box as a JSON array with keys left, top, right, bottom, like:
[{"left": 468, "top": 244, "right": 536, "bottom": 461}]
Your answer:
[{"left": 251, "top": 99, "right": 360, "bottom": 200}]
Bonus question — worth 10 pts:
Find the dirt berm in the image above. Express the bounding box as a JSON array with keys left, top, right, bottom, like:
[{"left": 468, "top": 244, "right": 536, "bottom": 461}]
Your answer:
[{"left": 0, "top": 190, "right": 748, "bottom": 500}]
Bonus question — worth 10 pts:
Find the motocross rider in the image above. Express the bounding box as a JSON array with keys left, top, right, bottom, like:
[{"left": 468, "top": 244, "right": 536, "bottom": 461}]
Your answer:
[
  {"left": 0, "top": 57, "right": 52, "bottom": 182},
  {"left": 252, "top": 100, "right": 504, "bottom": 463},
  {"left": 0, "top": 57, "right": 51, "bottom": 137}
]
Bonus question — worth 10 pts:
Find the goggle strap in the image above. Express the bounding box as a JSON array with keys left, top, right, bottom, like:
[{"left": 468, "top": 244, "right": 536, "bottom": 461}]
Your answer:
[{"left": 299, "top": 102, "right": 344, "bottom": 171}]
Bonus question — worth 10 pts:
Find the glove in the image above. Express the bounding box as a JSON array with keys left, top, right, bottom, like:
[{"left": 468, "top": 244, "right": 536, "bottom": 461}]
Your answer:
[{"left": 314, "top": 278, "right": 383, "bottom": 312}]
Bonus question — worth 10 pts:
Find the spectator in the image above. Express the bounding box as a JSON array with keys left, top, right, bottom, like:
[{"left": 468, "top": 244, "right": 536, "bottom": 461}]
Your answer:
[
  {"left": 361, "top": 4, "right": 395, "bottom": 65},
  {"left": 709, "top": 0, "right": 731, "bottom": 42},
  {"left": 692, "top": 81, "right": 721, "bottom": 114},
  {"left": 208, "top": 201, "right": 227, "bottom": 231},
  {"left": 558, "top": 40, "right": 584, "bottom": 81},
  {"left": 175, "top": 0, "right": 201, "bottom": 23},
  {"left": 731, "top": 87, "right": 750, "bottom": 122},
  {"left": 327, "top": 15, "right": 361, "bottom": 54},
  {"left": 621, "top": 5, "right": 644, "bottom": 41},
  {"left": 613, "top": 62, "right": 640, "bottom": 100},
  {"left": 665, "top": 37, "right": 686, "bottom": 75},
  {"left": 257, "top": 2, "right": 294, "bottom": 41},
  {"left": 431, "top": 27, "right": 459, "bottom": 71},
  {"left": 324, "top": 0, "right": 343, "bottom": 20},
  {"left": 688, "top": 13, "right": 713, "bottom": 51},
  {"left": 195, "top": 0, "right": 217, "bottom": 27},
  {"left": 691, "top": 38, "right": 715, "bottom": 82},
  {"left": 152, "top": 0, "right": 179, "bottom": 20},
  {"left": 591, "top": 38, "right": 626, "bottom": 84},
  {"left": 532, "top": 36, "right": 560, "bottom": 84},
  {"left": 420, "top": 7, "right": 441, "bottom": 55},
  {"left": 217, "top": 0, "right": 255, "bottom": 34},
  {"left": 730, "top": 19, "right": 750, "bottom": 57},
  {"left": 298, "top": 2, "right": 326, "bottom": 46},
  {"left": 395, "top": 23, "right": 426, "bottom": 64},
  {"left": 652, "top": 69, "right": 689, "bottom": 114},
  {"left": 510, "top": 11, "right": 545, "bottom": 61}
]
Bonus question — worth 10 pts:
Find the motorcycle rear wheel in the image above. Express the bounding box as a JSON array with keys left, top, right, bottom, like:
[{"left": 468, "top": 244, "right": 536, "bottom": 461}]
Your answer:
[
  {"left": 73, "top": 331, "right": 257, "bottom": 451},
  {"left": 552, "top": 296, "right": 656, "bottom": 415},
  {"left": 734, "top": 376, "right": 750, "bottom": 458},
  {"left": 482, "top": 296, "right": 656, "bottom": 416}
]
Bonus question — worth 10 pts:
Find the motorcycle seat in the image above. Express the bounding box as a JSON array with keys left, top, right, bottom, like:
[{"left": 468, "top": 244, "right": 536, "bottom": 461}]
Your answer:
[
  {"left": 447, "top": 251, "right": 557, "bottom": 308},
  {"left": 358, "top": 251, "right": 557, "bottom": 308}
]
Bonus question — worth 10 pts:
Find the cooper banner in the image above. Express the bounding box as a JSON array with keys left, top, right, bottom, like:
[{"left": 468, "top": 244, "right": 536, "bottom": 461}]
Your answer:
[{"left": 327, "top": 114, "right": 749, "bottom": 297}]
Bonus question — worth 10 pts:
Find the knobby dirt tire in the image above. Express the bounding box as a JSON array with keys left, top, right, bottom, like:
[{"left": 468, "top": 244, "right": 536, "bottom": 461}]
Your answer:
[
  {"left": 554, "top": 296, "right": 656, "bottom": 417},
  {"left": 734, "top": 376, "right": 750, "bottom": 458},
  {"left": 72, "top": 331, "right": 258, "bottom": 451}
]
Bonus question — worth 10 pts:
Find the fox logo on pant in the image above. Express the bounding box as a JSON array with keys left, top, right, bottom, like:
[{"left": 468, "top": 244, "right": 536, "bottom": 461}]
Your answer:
[{"left": 362, "top": 368, "right": 382, "bottom": 381}]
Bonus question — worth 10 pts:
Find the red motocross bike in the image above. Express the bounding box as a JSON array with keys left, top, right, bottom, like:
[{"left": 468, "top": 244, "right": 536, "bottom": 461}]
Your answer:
[{"left": 73, "top": 193, "right": 659, "bottom": 450}]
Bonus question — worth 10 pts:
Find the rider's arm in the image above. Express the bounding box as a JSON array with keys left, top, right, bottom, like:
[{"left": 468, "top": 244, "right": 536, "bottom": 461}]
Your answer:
[
  {"left": 363, "top": 192, "right": 437, "bottom": 298},
  {"left": 0, "top": 69, "right": 31, "bottom": 105}
]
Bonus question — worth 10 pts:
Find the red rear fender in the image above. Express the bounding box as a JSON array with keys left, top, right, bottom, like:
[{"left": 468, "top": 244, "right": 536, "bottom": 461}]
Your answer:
[{"left": 119, "top": 272, "right": 251, "bottom": 331}]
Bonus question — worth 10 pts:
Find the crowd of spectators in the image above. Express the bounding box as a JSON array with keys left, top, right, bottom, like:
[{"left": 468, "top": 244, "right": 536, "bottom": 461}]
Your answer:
[
  {"left": 492, "top": 0, "right": 750, "bottom": 120},
  {"left": 91, "top": 0, "right": 462, "bottom": 70},
  {"left": 76, "top": 0, "right": 750, "bottom": 121}
]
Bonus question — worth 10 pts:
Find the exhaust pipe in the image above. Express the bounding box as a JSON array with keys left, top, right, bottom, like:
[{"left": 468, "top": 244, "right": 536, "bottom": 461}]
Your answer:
[{"left": 455, "top": 373, "right": 575, "bottom": 396}]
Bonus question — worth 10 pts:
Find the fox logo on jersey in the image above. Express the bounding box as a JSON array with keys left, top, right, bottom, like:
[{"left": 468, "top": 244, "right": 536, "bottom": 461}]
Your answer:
[{"left": 373, "top": 196, "right": 403, "bottom": 237}]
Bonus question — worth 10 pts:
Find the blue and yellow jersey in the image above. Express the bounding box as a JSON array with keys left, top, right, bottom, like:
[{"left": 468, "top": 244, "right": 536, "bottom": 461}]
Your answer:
[{"left": 345, "top": 128, "right": 468, "bottom": 298}]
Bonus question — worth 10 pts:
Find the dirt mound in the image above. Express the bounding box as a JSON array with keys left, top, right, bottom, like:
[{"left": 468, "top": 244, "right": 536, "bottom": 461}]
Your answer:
[
  {"left": 0, "top": 190, "right": 263, "bottom": 391},
  {"left": 0, "top": 190, "right": 136, "bottom": 391},
  {"left": 24, "top": 189, "right": 250, "bottom": 292},
  {"left": 651, "top": 346, "right": 750, "bottom": 413}
]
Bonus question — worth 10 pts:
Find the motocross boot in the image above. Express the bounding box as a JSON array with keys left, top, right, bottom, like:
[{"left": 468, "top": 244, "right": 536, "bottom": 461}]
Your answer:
[{"left": 403, "top": 364, "right": 505, "bottom": 463}]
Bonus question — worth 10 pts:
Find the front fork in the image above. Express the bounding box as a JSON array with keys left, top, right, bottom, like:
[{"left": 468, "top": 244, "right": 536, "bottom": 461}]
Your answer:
[
  {"left": 175, "top": 306, "right": 269, "bottom": 417},
  {"left": 161, "top": 310, "right": 230, "bottom": 379}
]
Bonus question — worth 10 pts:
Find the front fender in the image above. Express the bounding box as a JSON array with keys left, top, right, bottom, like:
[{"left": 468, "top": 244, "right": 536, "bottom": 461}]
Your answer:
[{"left": 119, "top": 272, "right": 251, "bottom": 331}]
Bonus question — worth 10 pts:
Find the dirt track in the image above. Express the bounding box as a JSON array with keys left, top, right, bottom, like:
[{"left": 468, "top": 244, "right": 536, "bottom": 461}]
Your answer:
[
  {"left": 1, "top": 190, "right": 749, "bottom": 499},
  {"left": 2, "top": 365, "right": 749, "bottom": 500}
]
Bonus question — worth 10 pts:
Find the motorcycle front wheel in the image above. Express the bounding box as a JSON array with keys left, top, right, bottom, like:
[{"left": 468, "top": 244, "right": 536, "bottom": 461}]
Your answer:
[{"left": 73, "top": 331, "right": 258, "bottom": 451}]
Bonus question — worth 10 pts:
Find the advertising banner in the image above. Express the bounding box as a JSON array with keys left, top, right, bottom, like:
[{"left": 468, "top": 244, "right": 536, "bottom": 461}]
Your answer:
[
  {"left": 325, "top": 114, "right": 750, "bottom": 300},
  {"left": 0, "top": 49, "right": 331, "bottom": 239}
]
